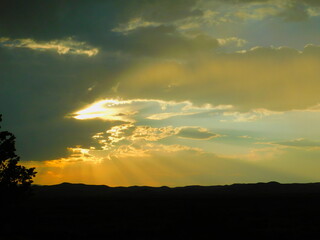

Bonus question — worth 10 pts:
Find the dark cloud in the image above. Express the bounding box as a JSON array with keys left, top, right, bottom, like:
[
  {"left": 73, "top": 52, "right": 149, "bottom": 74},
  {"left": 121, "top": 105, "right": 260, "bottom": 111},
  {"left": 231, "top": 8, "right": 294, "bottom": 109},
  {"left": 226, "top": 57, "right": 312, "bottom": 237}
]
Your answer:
[
  {"left": 0, "top": 0, "right": 217, "bottom": 58},
  {"left": 218, "top": 0, "right": 319, "bottom": 22},
  {"left": 0, "top": 0, "right": 201, "bottom": 42},
  {"left": 299, "top": 0, "right": 320, "bottom": 6},
  {"left": 220, "top": 0, "right": 320, "bottom": 5},
  {"left": 13, "top": 118, "right": 115, "bottom": 161},
  {"left": 220, "top": 0, "right": 269, "bottom": 3},
  {"left": 115, "top": 25, "right": 219, "bottom": 57},
  {"left": 0, "top": 46, "right": 126, "bottom": 161},
  {"left": 277, "top": 2, "right": 310, "bottom": 22},
  {"left": 120, "top": 0, "right": 202, "bottom": 23}
]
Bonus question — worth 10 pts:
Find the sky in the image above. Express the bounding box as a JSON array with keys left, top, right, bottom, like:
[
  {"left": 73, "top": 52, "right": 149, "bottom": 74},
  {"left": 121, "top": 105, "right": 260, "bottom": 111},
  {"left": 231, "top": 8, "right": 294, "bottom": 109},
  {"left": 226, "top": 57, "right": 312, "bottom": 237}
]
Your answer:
[{"left": 1, "top": 0, "right": 320, "bottom": 186}]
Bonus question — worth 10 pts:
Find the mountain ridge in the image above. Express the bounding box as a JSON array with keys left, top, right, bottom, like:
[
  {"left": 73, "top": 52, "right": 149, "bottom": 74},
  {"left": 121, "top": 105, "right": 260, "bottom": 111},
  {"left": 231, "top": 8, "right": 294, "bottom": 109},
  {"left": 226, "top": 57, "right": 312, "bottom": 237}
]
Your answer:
[
  {"left": 5, "top": 181, "right": 320, "bottom": 239},
  {"left": 31, "top": 181, "right": 320, "bottom": 198}
]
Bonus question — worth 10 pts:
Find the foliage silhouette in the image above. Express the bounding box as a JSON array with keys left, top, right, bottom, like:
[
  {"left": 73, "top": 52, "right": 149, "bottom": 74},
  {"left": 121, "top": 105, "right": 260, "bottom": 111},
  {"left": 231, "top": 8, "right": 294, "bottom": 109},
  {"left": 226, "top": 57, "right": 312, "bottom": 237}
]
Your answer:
[{"left": 0, "top": 114, "right": 36, "bottom": 201}]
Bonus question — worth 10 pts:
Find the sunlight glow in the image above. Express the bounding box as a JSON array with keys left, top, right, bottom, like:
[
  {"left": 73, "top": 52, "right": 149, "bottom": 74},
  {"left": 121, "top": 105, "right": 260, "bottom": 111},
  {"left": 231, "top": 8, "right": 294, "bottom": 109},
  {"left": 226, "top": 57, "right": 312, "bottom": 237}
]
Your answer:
[
  {"left": 72, "top": 98, "right": 234, "bottom": 122},
  {"left": 73, "top": 99, "right": 136, "bottom": 122}
]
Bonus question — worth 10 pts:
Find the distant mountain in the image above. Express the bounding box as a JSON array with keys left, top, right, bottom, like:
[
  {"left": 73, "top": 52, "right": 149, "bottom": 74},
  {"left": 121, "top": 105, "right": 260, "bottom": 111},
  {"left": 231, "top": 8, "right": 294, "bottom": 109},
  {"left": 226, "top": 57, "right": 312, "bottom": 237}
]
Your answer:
[
  {"left": 31, "top": 181, "right": 320, "bottom": 199},
  {"left": 5, "top": 182, "right": 320, "bottom": 240}
]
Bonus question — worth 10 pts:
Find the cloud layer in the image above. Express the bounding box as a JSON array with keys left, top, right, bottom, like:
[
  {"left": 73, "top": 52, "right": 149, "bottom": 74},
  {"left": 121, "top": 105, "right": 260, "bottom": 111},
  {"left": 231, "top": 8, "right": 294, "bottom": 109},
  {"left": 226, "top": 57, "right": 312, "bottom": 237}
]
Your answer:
[
  {"left": 1, "top": 0, "right": 320, "bottom": 186},
  {"left": 112, "top": 45, "right": 320, "bottom": 111}
]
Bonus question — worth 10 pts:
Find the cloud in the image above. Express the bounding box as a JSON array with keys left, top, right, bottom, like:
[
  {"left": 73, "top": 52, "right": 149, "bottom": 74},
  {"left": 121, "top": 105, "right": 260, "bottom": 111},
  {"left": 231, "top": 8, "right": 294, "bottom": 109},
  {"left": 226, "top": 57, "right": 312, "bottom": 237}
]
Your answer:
[
  {"left": 114, "top": 25, "right": 220, "bottom": 58},
  {"left": 1, "top": 0, "right": 319, "bottom": 169},
  {"left": 90, "top": 124, "right": 220, "bottom": 152},
  {"left": 236, "top": 45, "right": 301, "bottom": 56},
  {"left": 71, "top": 99, "right": 137, "bottom": 122},
  {"left": 119, "top": 0, "right": 203, "bottom": 23},
  {"left": 104, "top": 124, "right": 178, "bottom": 145},
  {"left": 281, "top": 0, "right": 320, "bottom": 20},
  {"left": 0, "top": 0, "right": 318, "bottom": 51},
  {"left": 0, "top": 45, "right": 123, "bottom": 161},
  {"left": 71, "top": 98, "right": 232, "bottom": 122},
  {"left": 5, "top": 0, "right": 318, "bottom": 41},
  {"left": 112, "top": 18, "right": 161, "bottom": 33},
  {"left": 113, "top": 45, "right": 320, "bottom": 111},
  {"left": 2, "top": 40, "right": 319, "bottom": 164},
  {"left": 1, "top": 0, "right": 318, "bottom": 60},
  {"left": 146, "top": 112, "right": 199, "bottom": 120},
  {"left": 222, "top": 109, "right": 282, "bottom": 122},
  {"left": 217, "top": 37, "right": 247, "bottom": 47},
  {"left": 0, "top": 0, "right": 202, "bottom": 44},
  {"left": 0, "top": 1, "right": 252, "bottom": 59},
  {"left": 202, "top": 0, "right": 320, "bottom": 22},
  {"left": 233, "top": 5, "right": 279, "bottom": 21},
  {"left": 273, "top": 138, "right": 320, "bottom": 149},
  {"left": 177, "top": 127, "right": 219, "bottom": 140},
  {"left": 220, "top": 0, "right": 269, "bottom": 3},
  {"left": 0, "top": 37, "right": 98, "bottom": 56},
  {"left": 0, "top": 1, "right": 205, "bottom": 59},
  {"left": 129, "top": 126, "right": 178, "bottom": 142},
  {"left": 89, "top": 123, "right": 177, "bottom": 152},
  {"left": 277, "top": 2, "right": 310, "bottom": 22},
  {"left": 146, "top": 102, "right": 232, "bottom": 120}
]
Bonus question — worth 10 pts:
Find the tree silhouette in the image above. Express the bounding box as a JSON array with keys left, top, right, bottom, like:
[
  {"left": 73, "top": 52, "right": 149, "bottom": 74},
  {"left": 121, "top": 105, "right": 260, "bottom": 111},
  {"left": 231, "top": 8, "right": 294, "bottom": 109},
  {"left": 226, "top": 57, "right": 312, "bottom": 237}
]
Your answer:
[{"left": 0, "top": 114, "right": 36, "bottom": 200}]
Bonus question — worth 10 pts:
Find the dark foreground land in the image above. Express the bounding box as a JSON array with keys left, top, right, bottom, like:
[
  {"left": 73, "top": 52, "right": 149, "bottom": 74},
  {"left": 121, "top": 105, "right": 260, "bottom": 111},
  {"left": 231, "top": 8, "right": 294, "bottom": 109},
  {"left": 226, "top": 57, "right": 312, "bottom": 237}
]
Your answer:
[{"left": 3, "top": 182, "right": 320, "bottom": 240}]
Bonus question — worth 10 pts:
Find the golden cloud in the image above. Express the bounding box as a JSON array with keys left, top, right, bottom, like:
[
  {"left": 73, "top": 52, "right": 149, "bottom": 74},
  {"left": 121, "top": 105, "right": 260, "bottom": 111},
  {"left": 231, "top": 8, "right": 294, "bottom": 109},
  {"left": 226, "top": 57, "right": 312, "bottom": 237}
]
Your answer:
[
  {"left": 0, "top": 37, "right": 99, "bottom": 56},
  {"left": 114, "top": 45, "right": 320, "bottom": 111}
]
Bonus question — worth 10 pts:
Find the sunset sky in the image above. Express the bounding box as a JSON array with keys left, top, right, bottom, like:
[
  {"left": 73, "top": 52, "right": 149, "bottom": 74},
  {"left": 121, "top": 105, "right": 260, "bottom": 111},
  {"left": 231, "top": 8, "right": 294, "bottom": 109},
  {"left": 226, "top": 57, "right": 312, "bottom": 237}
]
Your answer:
[{"left": 1, "top": 0, "right": 320, "bottom": 186}]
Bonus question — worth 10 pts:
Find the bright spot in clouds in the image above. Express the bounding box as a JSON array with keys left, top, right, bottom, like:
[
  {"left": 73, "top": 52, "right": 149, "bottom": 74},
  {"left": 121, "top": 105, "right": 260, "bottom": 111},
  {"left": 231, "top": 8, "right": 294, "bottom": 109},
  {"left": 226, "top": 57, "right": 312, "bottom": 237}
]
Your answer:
[
  {"left": 73, "top": 99, "right": 135, "bottom": 122},
  {"left": 72, "top": 98, "right": 233, "bottom": 122}
]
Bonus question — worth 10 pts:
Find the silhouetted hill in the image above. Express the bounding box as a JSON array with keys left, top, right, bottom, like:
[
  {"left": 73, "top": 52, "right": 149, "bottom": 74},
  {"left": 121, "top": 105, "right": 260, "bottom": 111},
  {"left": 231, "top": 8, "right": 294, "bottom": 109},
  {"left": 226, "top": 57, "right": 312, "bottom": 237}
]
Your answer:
[
  {"left": 4, "top": 182, "right": 320, "bottom": 240},
  {"left": 32, "top": 181, "right": 320, "bottom": 198}
]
